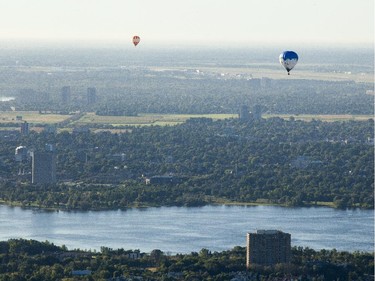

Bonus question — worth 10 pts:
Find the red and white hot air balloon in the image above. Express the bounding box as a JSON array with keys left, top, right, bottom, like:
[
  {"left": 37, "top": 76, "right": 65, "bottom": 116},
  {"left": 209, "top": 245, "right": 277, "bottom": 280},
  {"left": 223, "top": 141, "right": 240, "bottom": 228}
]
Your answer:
[{"left": 132, "top": 35, "right": 140, "bottom": 46}]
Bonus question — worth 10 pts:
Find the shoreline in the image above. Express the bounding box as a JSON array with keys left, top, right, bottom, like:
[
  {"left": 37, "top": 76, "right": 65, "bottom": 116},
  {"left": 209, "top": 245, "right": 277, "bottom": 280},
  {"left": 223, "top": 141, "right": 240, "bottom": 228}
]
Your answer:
[{"left": 0, "top": 199, "right": 369, "bottom": 212}]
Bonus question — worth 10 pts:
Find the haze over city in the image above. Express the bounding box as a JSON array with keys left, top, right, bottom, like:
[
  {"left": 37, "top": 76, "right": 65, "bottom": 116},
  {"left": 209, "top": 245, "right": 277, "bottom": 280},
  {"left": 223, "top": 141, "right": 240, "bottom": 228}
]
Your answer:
[
  {"left": 0, "top": 0, "right": 373, "bottom": 47},
  {"left": 0, "top": 1, "right": 374, "bottom": 280}
]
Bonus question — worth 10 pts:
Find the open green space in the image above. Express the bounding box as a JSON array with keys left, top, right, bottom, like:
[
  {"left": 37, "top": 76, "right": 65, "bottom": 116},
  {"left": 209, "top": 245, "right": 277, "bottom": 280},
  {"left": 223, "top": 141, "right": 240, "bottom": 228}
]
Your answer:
[
  {"left": 1, "top": 112, "right": 373, "bottom": 128},
  {"left": 264, "top": 114, "right": 374, "bottom": 122},
  {"left": 72, "top": 113, "right": 238, "bottom": 127},
  {"left": 72, "top": 113, "right": 374, "bottom": 127},
  {"left": 153, "top": 65, "right": 374, "bottom": 83},
  {"left": 0, "top": 111, "right": 71, "bottom": 124}
]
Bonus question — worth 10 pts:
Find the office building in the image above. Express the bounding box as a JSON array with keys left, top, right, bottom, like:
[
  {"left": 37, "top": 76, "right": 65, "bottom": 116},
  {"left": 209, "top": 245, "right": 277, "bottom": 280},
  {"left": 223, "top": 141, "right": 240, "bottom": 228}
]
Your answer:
[
  {"left": 239, "top": 105, "right": 250, "bottom": 120},
  {"left": 252, "top": 104, "right": 262, "bottom": 120},
  {"left": 61, "top": 86, "right": 71, "bottom": 104},
  {"left": 31, "top": 147, "right": 56, "bottom": 184},
  {"left": 87, "top": 87, "right": 97, "bottom": 105},
  {"left": 20, "top": 121, "right": 29, "bottom": 135},
  {"left": 246, "top": 230, "right": 291, "bottom": 268}
]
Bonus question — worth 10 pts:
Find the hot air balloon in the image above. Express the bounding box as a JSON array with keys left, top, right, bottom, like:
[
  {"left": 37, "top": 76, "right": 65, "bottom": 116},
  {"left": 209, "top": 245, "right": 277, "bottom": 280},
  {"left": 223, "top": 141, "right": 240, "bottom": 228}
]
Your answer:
[
  {"left": 132, "top": 36, "right": 140, "bottom": 46},
  {"left": 279, "top": 51, "right": 298, "bottom": 75}
]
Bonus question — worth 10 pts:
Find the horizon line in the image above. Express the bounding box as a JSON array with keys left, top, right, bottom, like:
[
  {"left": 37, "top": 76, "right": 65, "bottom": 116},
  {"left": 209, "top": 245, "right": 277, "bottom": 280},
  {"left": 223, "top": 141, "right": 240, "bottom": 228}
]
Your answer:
[{"left": 0, "top": 38, "right": 373, "bottom": 50}]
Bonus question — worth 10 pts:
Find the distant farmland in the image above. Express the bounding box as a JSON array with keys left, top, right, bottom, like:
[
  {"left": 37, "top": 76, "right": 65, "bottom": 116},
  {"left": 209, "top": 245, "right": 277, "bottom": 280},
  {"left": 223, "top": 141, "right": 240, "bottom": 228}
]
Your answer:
[
  {"left": 0, "top": 111, "right": 71, "bottom": 124},
  {"left": 72, "top": 113, "right": 238, "bottom": 127},
  {"left": 73, "top": 113, "right": 374, "bottom": 126},
  {"left": 0, "top": 112, "right": 373, "bottom": 130},
  {"left": 264, "top": 114, "right": 374, "bottom": 122}
]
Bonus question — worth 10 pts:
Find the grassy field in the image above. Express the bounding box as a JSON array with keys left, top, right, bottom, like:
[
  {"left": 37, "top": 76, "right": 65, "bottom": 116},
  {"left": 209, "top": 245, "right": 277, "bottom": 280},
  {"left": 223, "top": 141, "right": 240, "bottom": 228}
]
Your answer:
[
  {"left": 73, "top": 113, "right": 238, "bottom": 126},
  {"left": 0, "top": 111, "right": 71, "bottom": 124},
  {"left": 74, "top": 113, "right": 374, "bottom": 127},
  {"left": 152, "top": 65, "right": 374, "bottom": 83},
  {"left": 264, "top": 114, "right": 374, "bottom": 122},
  {"left": 0, "top": 112, "right": 373, "bottom": 129}
]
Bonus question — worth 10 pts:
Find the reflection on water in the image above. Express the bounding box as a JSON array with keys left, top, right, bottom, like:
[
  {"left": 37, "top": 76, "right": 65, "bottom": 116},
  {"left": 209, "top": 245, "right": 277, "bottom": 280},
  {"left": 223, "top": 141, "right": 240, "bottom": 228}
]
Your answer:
[{"left": 0, "top": 205, "right": 373, "bottom": 253}]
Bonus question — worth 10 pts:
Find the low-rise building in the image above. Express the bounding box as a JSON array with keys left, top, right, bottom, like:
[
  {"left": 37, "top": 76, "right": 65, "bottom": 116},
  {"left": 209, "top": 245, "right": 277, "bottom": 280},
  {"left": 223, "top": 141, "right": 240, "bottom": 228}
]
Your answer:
[{"left": 147, "top": 174, "right": 187, "bottom": 185}]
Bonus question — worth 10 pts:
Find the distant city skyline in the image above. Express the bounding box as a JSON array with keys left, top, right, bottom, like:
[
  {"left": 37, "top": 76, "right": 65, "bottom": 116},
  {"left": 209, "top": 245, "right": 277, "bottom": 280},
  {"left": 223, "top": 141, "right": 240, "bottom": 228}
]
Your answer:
[{"left": 0, "top": 0, "right": 373, "bottom": 47}]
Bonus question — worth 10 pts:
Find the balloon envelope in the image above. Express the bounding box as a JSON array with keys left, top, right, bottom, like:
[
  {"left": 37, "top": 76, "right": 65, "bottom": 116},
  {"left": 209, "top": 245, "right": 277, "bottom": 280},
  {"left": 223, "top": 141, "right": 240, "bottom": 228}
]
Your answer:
[
  {"left": 132, "top": 36, "right": 140, "bottom": 46},
  {"left": 279, "top": 51, "right": 298, "bottom": 74}
]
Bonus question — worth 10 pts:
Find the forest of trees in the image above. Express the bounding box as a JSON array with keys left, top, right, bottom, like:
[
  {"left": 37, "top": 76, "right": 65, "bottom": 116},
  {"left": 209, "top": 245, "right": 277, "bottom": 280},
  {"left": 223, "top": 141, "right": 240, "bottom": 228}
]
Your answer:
[
  {"left": 0, "top": 117, "right": 373, "bottom": 210},
  {"left": 0, "top": 47, "right": 373, "bottom": 280},
  {"left": 0, "top": 69, "right": 373, "bottom": 116},
  {"left": 0, "top": 239, "right": 373, "bottom": 280}
]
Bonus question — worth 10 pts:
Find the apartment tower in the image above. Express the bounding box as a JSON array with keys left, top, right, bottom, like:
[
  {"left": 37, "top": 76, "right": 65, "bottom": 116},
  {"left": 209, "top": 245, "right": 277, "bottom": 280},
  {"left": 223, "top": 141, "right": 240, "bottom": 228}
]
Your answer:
[
  {"left": 87, "top": 87, "right": 97, "bottom": 105},
  {"left": 31, "top": 145, "right": 56, "bottom": 184},
  {"left": 246, "top": 230, "right": 291, "bottom": 268},
  {"left": 61, "top": 86, "right": 71, "bottom": 104}
]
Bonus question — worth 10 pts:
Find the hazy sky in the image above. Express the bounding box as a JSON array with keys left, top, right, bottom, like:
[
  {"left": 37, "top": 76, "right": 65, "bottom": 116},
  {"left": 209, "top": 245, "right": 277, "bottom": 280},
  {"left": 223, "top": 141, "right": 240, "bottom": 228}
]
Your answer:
[{"left": 0, "top": 0, "right": 373, "bottom": 47}]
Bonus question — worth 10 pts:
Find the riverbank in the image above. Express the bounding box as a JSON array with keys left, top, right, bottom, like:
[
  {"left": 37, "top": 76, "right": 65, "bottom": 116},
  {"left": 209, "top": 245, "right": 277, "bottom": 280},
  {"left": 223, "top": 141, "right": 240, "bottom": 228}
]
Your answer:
[
  {"left": 0, "top": 198, "right": 348, "bottom": 212},
  {"left": 0, "top": 239, "right": 373, "bottom": 280}
]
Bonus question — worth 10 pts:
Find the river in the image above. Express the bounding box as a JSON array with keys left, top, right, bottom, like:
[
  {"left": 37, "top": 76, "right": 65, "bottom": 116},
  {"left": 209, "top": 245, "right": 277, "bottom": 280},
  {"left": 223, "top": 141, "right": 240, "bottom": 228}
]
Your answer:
[{"left": 0, "top": 205, "right": 373, "bottom": 253}]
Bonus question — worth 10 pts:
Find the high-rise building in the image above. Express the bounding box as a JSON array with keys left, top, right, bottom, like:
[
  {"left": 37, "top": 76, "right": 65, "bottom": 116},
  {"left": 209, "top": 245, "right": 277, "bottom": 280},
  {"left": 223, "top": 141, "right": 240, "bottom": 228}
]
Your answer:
[
  {"left": 252, "top": 104, "right": 262, "bottom": 120},
  {"left": 246, "top": 230, "right": 291, "bottom": 268},
  {"left": 31, "top": 147, "right": 56, "bottom": 184},
  {"left": 239, "top": 105, "right": 250, "bottom": 120},
  {"left": 15, "top": 146, "right": 28, "bottom": 162},
  {"left": 61, "top": 86, "right": 71, "bottom": 104},
  {"left": 87, "top": 87, "right": 97, "bottom": 105},
  {"left": 20, "top": 121, "right": 29, "bottom": 135}
]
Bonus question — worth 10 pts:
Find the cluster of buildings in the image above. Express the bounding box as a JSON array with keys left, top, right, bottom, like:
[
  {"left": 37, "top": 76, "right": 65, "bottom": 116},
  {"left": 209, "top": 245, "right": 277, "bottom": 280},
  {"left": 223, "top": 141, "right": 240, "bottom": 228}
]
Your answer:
[
  {"left": 15, "top": 144, "right": 56, "bottom": 184},
  {"left": 60, "top": 86, "right": 97, "bottom": 105},
  {"left": 239, "top": 104, "right": 262, "bottom": 121}
]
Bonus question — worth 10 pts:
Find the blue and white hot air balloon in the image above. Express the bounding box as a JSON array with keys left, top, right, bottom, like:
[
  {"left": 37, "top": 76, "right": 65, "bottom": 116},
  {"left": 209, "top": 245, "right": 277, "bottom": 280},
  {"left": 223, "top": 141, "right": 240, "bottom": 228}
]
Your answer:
[{"left": 279, "top": 51, "right": 298, "bottom": 75}]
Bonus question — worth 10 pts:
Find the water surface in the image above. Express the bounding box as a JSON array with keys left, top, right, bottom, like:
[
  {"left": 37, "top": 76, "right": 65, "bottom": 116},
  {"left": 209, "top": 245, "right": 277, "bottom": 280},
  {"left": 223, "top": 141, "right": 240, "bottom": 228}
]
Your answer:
[{"left": 0, "top": 205, "right": 373, "bottom": 253}]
